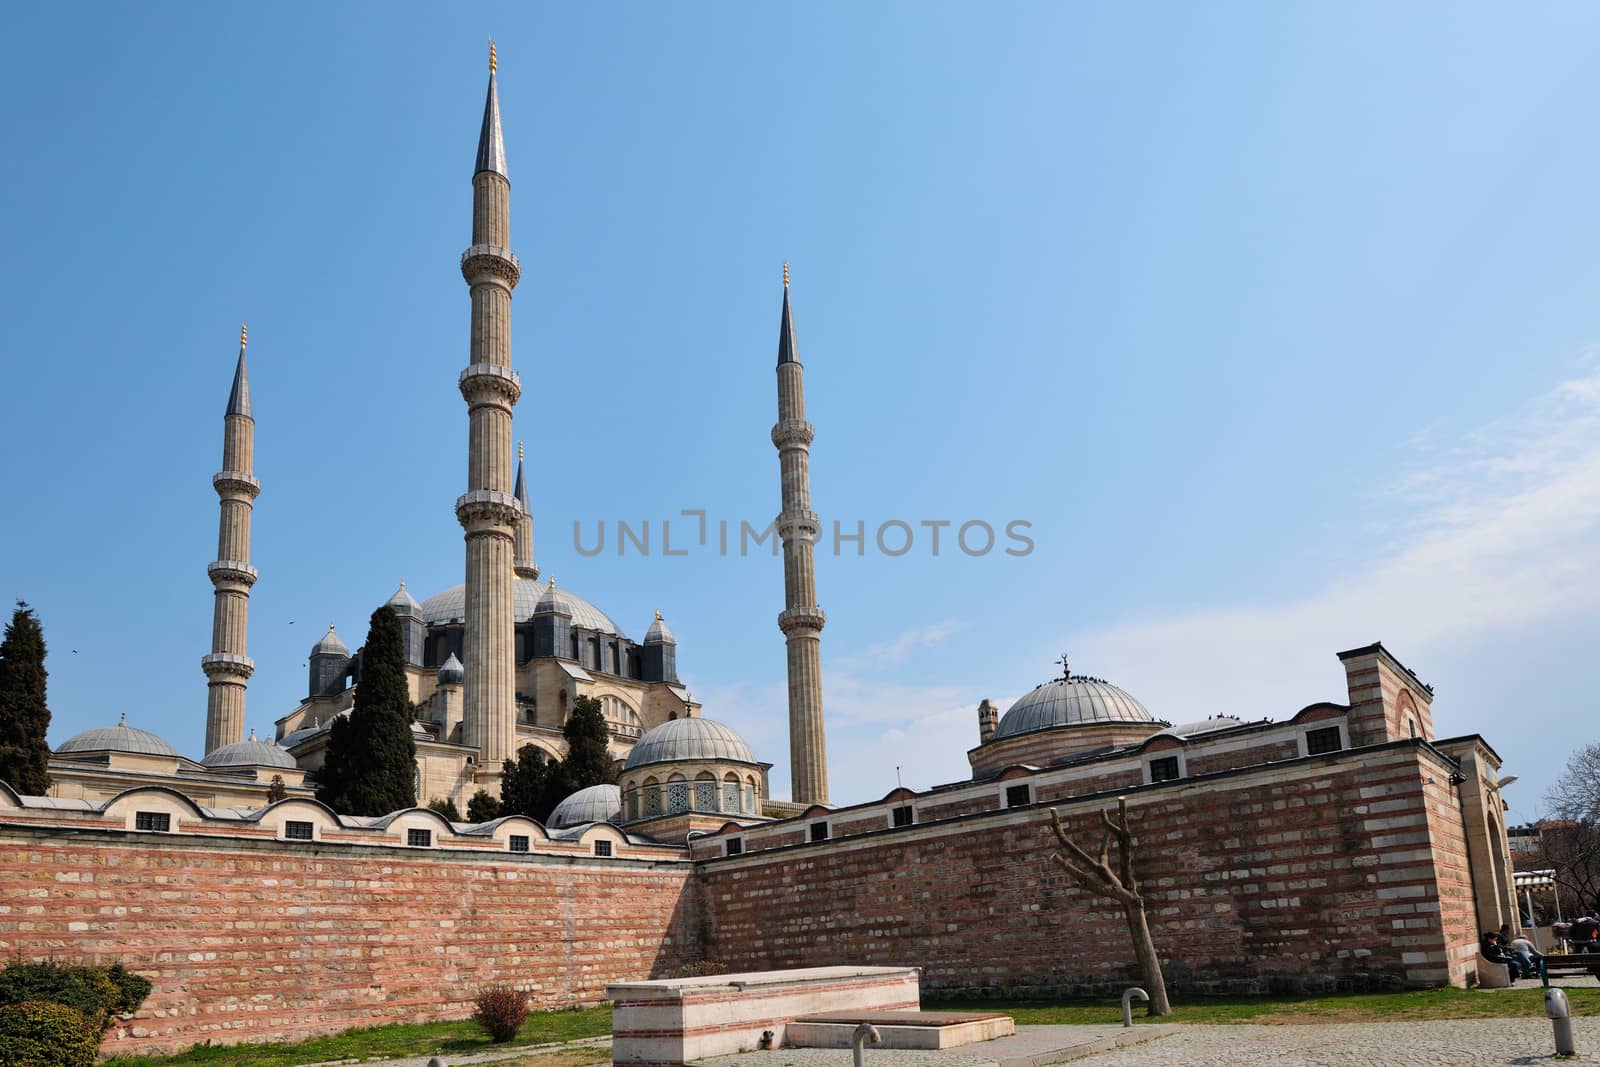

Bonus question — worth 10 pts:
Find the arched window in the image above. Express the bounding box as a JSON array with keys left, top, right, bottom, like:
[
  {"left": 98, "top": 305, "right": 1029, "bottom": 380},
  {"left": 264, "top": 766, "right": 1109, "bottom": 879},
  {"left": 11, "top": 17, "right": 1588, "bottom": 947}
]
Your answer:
[
  {"left": 644, "top": 777, "right": 661, "bottom": 817},
  {"left": 722, "top": 773, "right": 740, "bottom": 812},
  {"left": 743, "top": 776, "right": 757, "bottom": 813},
  {"left": 694, "top": 772, "right": 717, "bottom": 812},
  {"left": 600, "top": 695, "right": 643, "bottom": 740},
  {"left": 668, "top": 775, "right": 689, "bottom": 814}
]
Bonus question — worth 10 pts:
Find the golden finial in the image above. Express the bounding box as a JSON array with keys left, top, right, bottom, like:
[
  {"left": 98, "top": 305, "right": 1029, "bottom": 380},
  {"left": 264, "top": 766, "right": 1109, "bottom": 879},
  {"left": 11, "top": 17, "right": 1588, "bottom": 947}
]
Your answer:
[
  {"left": 399, "top": 577, "right": 406, "bottom": 591},
  {"left": 328, "top": 620, "right": 336, "bottom": 632},
  {"left": 783, "top": 261, "right": 789, "bottom": 288},
  {"left": 518, "top": 440, "right": 525, "bottom": 462},
  {"left": 655, "top": 609, "right": 662, "bottom": 620},
  {"left": 240, "top": 322, "right": 248, "bottom": 349},
  {"left": 489, "top": 40, "right": 497, "bottom": 73}
]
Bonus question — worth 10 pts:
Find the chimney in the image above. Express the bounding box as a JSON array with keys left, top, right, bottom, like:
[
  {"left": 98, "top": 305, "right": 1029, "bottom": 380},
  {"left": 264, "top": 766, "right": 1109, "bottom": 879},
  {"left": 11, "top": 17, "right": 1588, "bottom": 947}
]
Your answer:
[{"left": 978, "top": 698, "right": 999, "bottom": 745}]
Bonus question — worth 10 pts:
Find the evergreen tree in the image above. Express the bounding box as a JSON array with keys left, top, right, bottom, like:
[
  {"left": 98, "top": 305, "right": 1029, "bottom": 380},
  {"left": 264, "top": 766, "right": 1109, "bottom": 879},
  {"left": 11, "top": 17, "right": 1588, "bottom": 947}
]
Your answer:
[
  {"left": 0, "top": 601, "right": 51, "bottom": 795},
  {"left": 466, "top": 789, "right": 502, "bottom": 822},
  {"left": 561, "top": 695, "right": 616, "bottom": 790},
  {"left": 500, "top": 743, "right": 559, "bottom": 822},
  {"left": 428, "top": 796, "right": 462, "bottom": 821},
  {"left": 316, "top": 607, "right": 417, "bottom": 815}
]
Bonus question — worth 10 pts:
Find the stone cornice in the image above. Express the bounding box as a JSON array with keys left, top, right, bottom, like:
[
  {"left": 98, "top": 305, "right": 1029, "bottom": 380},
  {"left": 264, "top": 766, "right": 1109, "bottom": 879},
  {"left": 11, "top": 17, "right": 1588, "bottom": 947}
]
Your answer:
[
  {"left": 458, "top": 363, "right": 523, "bottom": 407},
  {"left": 778, "top": 606, "right": 827, "bottom": 635},
  {"left": 207, "top": 560, "right": 258, "bottom": 587},
  {"left": 771, "top": 419, "right": 815, "bottom": 449},
  {"left": 212, "top": 471, "right": 261, "bottom": 499},
  {"left": 456, "top": 490, "right": 522, "bottom": 530},
  {"left": 460, "top": 243, "right": 521, "bottom": 289},
  {"left": 201, "top": 652, "right": 256, "bottom": 680}
]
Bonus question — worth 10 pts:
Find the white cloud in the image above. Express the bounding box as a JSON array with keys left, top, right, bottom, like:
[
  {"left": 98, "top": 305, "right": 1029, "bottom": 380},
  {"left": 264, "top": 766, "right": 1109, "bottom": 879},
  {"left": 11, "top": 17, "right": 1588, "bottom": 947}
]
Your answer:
[{"left": 1073, "top": 364, "right": 1600, "bottom": 723}]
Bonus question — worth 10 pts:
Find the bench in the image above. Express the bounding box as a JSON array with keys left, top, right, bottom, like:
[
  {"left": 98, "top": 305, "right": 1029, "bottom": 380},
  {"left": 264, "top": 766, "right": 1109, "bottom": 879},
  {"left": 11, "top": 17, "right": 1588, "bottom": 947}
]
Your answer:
[{"left": 1540, "top": 955, "right": 1600, "bottom": 987}]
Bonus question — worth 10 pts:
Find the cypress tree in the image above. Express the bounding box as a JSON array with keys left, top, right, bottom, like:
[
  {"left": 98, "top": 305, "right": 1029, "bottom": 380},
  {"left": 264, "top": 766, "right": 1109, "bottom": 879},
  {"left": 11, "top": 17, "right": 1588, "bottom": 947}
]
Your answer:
[
  {"left": 466, "top": 789, "right": 502, "bottom": 822},
  {"left": 500, "top": 743, "right": 559, "bottom": 822},
  {"left": 0, "top": 601, "right": 51, "bottom": 795},
  {"left": 316, "top": 607, "right": 417, "bottom": 815},
  {"left": 561, "top": 695, "right": 616, "bottom": 790},
  {"left": 428, "top": 796, "right": 462, "bottom": 821}
]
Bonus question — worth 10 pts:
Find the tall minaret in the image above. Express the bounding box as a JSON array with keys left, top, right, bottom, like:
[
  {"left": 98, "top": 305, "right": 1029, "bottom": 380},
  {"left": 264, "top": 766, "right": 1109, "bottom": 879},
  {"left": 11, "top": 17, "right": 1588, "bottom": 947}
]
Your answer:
[
  {"left": 773, "top": 265, "right": 829, "bottom": 805},
  {"left": 202, "top": 323, "right": 260, "bottom": 755},
  {"left": 456, "top": 43, "right": 522, "bottom": 769},
  {"left": 513, "top": 441, "right": 538, "bottom": 580}
]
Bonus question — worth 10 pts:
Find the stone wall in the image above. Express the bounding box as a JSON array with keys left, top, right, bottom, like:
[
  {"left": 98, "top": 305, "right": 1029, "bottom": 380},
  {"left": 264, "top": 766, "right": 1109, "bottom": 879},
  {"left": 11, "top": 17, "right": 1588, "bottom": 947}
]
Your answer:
[
  {"left": 0, "top": 828, "right": 699, "bottom": 1055},
  {"left": 696, "top": 743, "right": 1477, "bottom": 998}
]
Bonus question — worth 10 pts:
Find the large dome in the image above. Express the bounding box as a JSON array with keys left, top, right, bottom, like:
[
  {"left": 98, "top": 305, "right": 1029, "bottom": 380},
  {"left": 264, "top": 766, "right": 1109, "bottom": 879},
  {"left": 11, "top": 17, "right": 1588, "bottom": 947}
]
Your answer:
[
  {"left": 622, "top": 717, "right": 757, "bottom": 770},
  {"left": 202, "top": 733, "right": 297, "bottom": 769},
  {"left": 56, "top": 715, "right": 179, "bottom": 758},
  {"left": 547, "top": 783, "right": 622, "bottom": 829},
  {"left": 420, "top": 577, "right": 623, "bottom": 636},
  {"left": 994, "top": 678, "right": 1156, "bottom": 739}
]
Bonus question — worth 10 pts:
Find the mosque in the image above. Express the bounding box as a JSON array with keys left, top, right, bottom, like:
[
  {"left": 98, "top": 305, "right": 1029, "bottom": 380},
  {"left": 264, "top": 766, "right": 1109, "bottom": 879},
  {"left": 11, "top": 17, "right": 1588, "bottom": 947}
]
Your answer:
[{"left": 3, "top": 54, "right": 1530, "bottom": 1051}]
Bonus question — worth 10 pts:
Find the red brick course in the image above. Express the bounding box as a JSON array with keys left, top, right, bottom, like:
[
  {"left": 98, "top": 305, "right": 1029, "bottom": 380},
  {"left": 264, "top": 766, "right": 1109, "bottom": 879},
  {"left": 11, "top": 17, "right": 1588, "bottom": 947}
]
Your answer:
[
  {"left": 0, "top": 831, "right": 699, "bottom": 1055},
  {"left": 697, "top": 746, "right": 1467, "bottom": 999}
]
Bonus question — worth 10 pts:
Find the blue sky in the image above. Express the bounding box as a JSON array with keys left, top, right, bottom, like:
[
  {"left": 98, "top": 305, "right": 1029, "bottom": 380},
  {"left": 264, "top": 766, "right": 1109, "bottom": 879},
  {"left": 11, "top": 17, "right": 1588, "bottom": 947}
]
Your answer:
[{"left": 1, "top": 3, "right": 1597, "bottom": 823}]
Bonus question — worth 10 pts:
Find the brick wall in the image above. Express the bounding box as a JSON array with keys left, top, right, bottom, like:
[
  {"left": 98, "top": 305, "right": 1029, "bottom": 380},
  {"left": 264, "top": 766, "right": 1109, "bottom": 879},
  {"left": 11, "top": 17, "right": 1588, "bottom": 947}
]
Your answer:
[
  {"left": 697, "top": 745, "right": 1468, "bottom": 999},
  {"left": 0, "top": 829, "right": 699, "bottom": 1055}
]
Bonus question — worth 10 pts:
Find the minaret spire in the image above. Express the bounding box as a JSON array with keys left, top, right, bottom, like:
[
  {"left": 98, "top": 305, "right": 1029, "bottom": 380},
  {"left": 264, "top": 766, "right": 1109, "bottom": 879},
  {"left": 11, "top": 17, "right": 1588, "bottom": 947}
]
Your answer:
[
  {"left": 513, "top": 440, "right": 538, "bottom": 580},
  {"left": 476, "top": 41, "right": 507, "bottom": 179},
  {"left": 771, "top": 266, "right": 829, "bottom": 804},
  {"left": 457, "top": 52, "right": 522, "bottom": 771},
  {"left": 203, "top": 324, "right": 261, "bottom": 755}
]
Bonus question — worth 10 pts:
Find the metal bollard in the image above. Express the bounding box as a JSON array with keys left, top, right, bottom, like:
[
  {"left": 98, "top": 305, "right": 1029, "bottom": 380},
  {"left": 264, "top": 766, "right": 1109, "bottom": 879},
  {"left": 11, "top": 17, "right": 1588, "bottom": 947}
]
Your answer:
[
  {"left": 427, "top": 1059, "right": 448, "bottom": 1067},
  {"left": 1546, "top": 987, "right": 1575, "bottom": 1056},
  {"left": 1121, "top": 987, "right": 1149, "bottom": 1028},
  {"left": 852, "top": 1023, "right": 882, "bottom": 1067}
]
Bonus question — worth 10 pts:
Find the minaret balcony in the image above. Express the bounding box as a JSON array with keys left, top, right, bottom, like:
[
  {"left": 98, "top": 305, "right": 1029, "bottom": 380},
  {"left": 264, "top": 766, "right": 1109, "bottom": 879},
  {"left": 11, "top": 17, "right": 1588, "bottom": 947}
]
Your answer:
[
  {"left": 771, "top": 419, "right": 815, "bottom": 449},
  {"left": 207, "top": 560, "right": 259, "bottom": 586},
  {"left": 455, "top": 489, "right": 522, "bottom": 529},
  {"left": 778, "top": 605, "right": 827, "bottom": 635},
  {"left": 201, "top": 651, "right": 256, "bottom": 680},
  {"left": 212, "top": 470, "right": 261, "bottom": 498},
  {"left": 776, "top": 509, "right": 820, "bottom": 542},
  {"left": 458, "top": 363, "right": 523, "bottom": 406},
  {"left": 460, "top": 243, "right": 521, "bottom": 288}
]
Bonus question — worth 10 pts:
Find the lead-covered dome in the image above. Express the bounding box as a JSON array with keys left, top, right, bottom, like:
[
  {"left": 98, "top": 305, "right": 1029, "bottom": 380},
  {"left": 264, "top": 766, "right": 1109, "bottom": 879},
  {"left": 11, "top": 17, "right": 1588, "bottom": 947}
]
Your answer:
[
  {"left": 56, "top": 714, "right": 179, "bottom": 758},
  {"left": 421, "top": 576, "right": 622, "bottom": 635},
  {"left": 202, "top": 731, "right": 296, "bottom": 769},
  {"left": 995, "top": 677, "right": 1155, "bottom": 739},
  {"left": 623, "top": 717, "right": 757, "bottom": 770},
  {"left": 547, "top": 783, "right": 622, "bottom": 829}
]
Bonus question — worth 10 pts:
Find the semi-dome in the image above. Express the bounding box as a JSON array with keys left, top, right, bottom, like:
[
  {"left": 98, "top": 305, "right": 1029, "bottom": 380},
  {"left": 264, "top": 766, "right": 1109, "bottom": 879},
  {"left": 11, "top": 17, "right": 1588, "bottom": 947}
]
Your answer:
[
  {"left": 56, "top": 713, "right": 179, "bottom": 758},
  {"left": 311, "top": 623, "right": 348, "bottom": 657},
  {"left": 546, "top": 783, "right": 622, "bottom": 829},
  {"left": 623, "top": 717, "right": 757, "bottom": 770},
  {"left": 202, "top": 731, "right": 296, "bottom": 769},
  {"left": 437, "top": 653, "right": 464, "bottom": 685},
  {"left": 994, "top": 677, "right": 1156, "bottom": 739},
  {"left": 421, "top": 576, "right": 622, "bottom": 636}
]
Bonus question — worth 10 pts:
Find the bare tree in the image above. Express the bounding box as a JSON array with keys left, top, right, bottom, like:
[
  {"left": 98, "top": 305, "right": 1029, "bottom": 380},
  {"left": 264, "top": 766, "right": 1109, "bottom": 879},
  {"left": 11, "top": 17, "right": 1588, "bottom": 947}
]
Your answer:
[
  {"left": 1540, "top": 744, "right": 1600, "bottom": 917},
  {"left": 1046, "top": 798, "right": 1170, "bottom": 1016}
]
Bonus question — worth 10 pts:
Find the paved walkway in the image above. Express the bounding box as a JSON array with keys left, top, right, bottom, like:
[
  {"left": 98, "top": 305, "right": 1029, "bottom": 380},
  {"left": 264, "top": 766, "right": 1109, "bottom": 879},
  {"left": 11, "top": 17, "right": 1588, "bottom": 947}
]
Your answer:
[
  {"left": 1075, "top": 1017, "right": 1599, "bottom": 1066},
  {"left": 304, "top": 1034, "right": 612, "bottom": 1067}
]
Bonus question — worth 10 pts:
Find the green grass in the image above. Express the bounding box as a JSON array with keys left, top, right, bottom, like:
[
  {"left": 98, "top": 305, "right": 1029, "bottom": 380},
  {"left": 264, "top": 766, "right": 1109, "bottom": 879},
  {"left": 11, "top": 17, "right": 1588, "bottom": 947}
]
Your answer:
[
  {"left": 101, "top": 1003, "right": 612, "bottom": 1067},
  {"left": 929, "top": 986, "right": 1600, "bottom": 1025}
]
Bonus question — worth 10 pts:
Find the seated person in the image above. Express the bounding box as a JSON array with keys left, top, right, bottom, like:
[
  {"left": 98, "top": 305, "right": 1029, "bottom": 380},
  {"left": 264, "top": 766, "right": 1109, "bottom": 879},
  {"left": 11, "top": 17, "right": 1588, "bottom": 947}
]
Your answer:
[
  {"left": 1502, "top": 924, "right": 1542, "bottom": 973},
  {"left": 1481, "top": 931, "right": 1528, "bottom": 980}
]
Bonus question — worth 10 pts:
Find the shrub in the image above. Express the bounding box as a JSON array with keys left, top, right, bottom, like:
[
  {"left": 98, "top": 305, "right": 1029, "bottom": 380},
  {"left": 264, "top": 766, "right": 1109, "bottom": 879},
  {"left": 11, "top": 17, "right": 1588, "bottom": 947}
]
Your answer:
[
  {"left": 472, "top": 984, "right": 528, "bottom": 1042},
  {"left": 0, "top": 963, "right": 118, "bottom": 1030},
  {"left": 105, "top": 963, "right": 153, "bottom": 1017},
  {"left": 0, "top": 1000, "right": 99, "bottom": 1067}
]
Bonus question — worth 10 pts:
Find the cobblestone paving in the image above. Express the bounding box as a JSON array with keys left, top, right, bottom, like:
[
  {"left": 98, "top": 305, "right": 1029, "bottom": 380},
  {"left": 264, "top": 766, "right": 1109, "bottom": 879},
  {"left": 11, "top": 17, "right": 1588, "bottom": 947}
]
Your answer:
[{"left": 1080, "top": 1018, "right": 1599, "bottom": 1066}]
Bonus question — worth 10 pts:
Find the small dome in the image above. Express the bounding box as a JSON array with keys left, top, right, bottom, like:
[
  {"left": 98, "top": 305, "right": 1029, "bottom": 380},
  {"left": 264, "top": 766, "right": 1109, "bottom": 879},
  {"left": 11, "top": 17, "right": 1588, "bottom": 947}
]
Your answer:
[
  {"left": 202, "top": 730, "right": 297, "bottom": 769},
  {"left": 57, "top": 714, "right": 180, "bottom": 758},
  {"left": 1156, "top": 715, "right": 1244, "bottom": 739},
  {"left": 644, "top": 610, "right": 675, "bottom": 644},
  {"left": 437, "top": 653, "right": 464, "bottom": 685},
  {"left": 994, "top": 677, "right": 1155, "bottom": 739},
  {"left": 385, "top": 579, "right": 421, "bottom": 618},
  {"left": 311, "top": 623, "right": 348, "bottom": 657},
  {"left": 547, "top": 783, "right": 622, "bottom": 829},
  {"left": 623, "top": 717, "right": 757, "bottom": 770}
]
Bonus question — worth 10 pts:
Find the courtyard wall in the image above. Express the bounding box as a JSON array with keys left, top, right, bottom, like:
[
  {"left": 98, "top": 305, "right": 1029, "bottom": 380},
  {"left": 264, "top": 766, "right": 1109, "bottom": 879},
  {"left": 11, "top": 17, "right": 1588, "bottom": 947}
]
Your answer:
[
  {"left": 695, "top": 743, "right": 1472, "bottom": 997},
  {"left": 0, "top": 828, "right": 699, "bottom": 1055}
]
